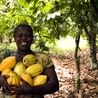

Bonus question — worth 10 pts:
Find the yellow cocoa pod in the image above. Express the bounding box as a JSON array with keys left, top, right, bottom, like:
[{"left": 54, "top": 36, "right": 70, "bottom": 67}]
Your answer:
[
  {"left": 0, "top": 56, "right": 16, "bottom": 72},
  {"left": 14, "top": 62, "right": 26, "bottom": 76},
  {"left": 5, "top": 94, "right": 17, "bottom": 98},
  {"left": 26, "top": 64, "right": 43, "bottom": 77},
  {"left": 21, "top": 73, "right": 33, "bottom": 86},
  {"left": 1, "top": 68, "right": 12, "bottom": 76},
  {"left": 23, "top": 54, "right": 36, "bottom": 67},
  {"left": 12, "top": 94, "right": 17, "bottom": 98},
  {"left": 7, "top": 72, "right": 18, "bottom": 98},
  {"left": 32, "top": 75, "right": 47, "bottom": 86},
  {"left": 7, "top": 72, "right": 20, "bottom": 85}
]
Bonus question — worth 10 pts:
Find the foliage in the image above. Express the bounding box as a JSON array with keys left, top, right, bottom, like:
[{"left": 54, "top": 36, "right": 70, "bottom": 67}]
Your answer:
[
  {"left": 1, "top": 0, "right": 98, "bottom": 93},
  {"left": 0, "top": 0, "right": 98, "bottom": 51}
]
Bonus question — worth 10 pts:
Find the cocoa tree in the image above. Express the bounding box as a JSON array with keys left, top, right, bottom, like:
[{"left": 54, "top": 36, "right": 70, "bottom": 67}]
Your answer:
[{"left": 0, "top": 0, "right": 98, "bottom": 92}]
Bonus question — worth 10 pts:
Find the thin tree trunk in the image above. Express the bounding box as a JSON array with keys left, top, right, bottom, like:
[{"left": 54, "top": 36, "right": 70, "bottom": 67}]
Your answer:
[{"left": 74, "top": 33, "right": 80, "bottom": 93}]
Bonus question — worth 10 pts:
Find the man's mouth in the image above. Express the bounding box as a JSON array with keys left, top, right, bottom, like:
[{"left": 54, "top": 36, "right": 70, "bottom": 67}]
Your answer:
[{"left": 21, "top": 42, "right": 27, "bottom": 45}]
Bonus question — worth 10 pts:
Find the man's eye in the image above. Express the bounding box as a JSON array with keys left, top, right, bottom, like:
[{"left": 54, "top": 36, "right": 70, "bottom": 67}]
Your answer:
[
  {"left": 17, "top": 35, "right": 22, "bottom": 38},
  {"left": 16, "top": 34, "right": 31, "bottom": 38},
  {"left": 26, "top": 35, "right": 31, "bottom": 37}
]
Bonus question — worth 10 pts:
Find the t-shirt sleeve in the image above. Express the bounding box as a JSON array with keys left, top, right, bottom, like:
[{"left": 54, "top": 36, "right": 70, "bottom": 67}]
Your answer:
[{"left": 36, "top": 53, "right": 54, "bottom": 69}]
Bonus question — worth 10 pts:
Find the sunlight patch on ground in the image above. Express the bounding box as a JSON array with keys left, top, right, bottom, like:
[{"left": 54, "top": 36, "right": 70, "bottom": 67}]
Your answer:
[{"left": 55, "top": 36, "right": 88, "bottom": 51}]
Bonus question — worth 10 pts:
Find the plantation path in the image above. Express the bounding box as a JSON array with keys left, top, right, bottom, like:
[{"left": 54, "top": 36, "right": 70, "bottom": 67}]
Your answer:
[{"left": 45, "top": 49, "right": 98, "bottom": 98}]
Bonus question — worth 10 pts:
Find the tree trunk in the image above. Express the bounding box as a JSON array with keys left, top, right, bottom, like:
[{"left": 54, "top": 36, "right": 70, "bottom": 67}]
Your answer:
[
  {"left": 83, "top": 3, "right": 98, "bottom": 69},
  {"left": 87, "top": 33, "right": 97, "bottom": 69},
  {"left": 83, "top": 26, "right": 97, "bottom": 69},
  {"left": 74, "top": 33, "right": 80, "bottom": 93}
]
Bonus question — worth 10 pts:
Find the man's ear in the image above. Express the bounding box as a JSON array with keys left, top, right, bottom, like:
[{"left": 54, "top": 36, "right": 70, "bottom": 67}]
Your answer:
[
  {"left": 32, "top": 41, "right": 33, "bottom": 44},
  {"left": 14, "top": 38, "right": 16, "bottom": 42},
  {"left": 32, "top": 39, "right": 35, "bottom": 44}
]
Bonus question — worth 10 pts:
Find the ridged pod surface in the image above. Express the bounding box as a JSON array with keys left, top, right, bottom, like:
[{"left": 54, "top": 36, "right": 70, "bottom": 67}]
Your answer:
[
  {"left": 32, "top": 75, "right": 47, "bottom": 86},
  {"left": 26, "top": 64, "right": 44, "bottom": 77},
  {"left": 0, "top": 56, "right": 16, "bottom": 72},
  {"left": 7, "top": 72, "right": 20, "bottom": 85},
  {"left": 23, "top": 54, "right": 36, "bottom": 67},
  {"left": 14, "top": 62, "right": 26, "bottom": 76},
  {"left": 7, "top": 72, "right": 19, "bottom": 98},
  {"left": 21, "top": 73, "right": 33, "bottom": 86},
  {"left": 1, "top": 68, "right": 12, "bottom": 76},
  {"left": 11, "top": 94, "right": 17, "bottom": 98}
]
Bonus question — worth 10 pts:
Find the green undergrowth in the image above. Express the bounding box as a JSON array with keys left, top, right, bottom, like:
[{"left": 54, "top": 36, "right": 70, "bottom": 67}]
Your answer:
[{"left": 0, "top": 37, "right": 88, "bottom": 58}]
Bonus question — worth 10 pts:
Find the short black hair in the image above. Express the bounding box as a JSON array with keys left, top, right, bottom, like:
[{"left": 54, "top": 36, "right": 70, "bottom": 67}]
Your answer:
[{"left": 14, "top": 23, "right": 34, "bottom": 38}]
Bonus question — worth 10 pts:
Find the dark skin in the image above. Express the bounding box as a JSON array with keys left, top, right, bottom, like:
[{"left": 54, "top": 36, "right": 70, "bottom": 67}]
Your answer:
[{"left": 0, "top": 25, "right": 59, "bottom": 97}]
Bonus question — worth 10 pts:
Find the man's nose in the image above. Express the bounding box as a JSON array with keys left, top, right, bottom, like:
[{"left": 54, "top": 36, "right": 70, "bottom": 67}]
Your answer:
[{"left": 22, "top": 35, "right": 26, "bottom": 40}]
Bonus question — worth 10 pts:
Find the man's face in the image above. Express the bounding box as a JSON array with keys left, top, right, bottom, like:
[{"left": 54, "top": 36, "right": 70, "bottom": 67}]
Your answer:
[{"left": 14, "top": 27, "right": 33, "bottom": 52}]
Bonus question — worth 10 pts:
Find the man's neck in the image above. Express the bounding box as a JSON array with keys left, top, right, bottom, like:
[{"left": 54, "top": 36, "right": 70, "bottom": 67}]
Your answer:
[{"left": 17, "top": 49, "right": 32, "bottom": 55}]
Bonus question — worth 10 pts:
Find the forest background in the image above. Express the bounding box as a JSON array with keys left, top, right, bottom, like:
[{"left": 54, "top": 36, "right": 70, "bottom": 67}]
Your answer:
[{"left": 0, "top": 0, "right": 98, "bottom": 97}]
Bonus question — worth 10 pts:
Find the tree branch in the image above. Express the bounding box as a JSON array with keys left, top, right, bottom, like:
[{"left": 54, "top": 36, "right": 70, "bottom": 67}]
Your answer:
[{"left": 91, "top": 0, "right": 98, "bottom": 16}]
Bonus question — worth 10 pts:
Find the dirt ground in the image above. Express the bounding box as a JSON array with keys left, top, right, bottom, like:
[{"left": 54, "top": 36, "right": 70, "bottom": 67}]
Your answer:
[{"left": 44, "top": 48, "right": 98, "bottom": 98}]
